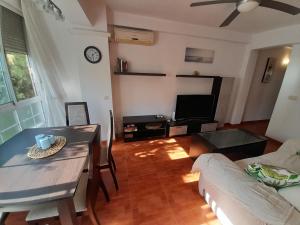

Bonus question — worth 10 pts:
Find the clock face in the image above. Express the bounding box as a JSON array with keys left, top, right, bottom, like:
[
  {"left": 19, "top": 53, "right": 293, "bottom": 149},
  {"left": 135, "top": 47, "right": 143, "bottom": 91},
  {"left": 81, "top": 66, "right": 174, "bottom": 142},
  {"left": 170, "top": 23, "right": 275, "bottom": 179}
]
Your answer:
[{"left": 84, "top": 46, "right": 102, "bottom": 64}]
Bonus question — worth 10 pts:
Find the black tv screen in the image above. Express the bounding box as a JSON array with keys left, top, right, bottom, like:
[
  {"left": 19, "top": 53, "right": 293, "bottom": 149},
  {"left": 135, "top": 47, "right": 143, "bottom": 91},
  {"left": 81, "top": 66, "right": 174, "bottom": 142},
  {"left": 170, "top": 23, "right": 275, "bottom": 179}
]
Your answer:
[{"left": 175, "top": 95, "right": 215, "bottom": 120}]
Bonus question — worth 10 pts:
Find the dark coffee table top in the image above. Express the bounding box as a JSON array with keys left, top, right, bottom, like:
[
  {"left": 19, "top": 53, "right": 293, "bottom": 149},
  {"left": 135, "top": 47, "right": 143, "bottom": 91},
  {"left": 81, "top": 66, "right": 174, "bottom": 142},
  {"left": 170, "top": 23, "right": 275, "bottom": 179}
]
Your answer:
[{"left": 198, "top": 128, "right": 267, "bottom": 149}]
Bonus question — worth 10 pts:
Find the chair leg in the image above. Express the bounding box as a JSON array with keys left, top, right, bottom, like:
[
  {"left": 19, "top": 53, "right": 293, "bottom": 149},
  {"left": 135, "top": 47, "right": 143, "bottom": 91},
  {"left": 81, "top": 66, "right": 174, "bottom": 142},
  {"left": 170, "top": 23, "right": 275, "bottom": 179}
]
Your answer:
[
  {"left": 87, "top": 207, "right": 101, "bottom": 225},
  {"left": 98, "top": 173, "right": 110, "bottom": 202},
  {"left": 111, "top": 155, "right": 117, "bottom": 172},
  {"left": 0, "top": 212, "right": 9, "bottom": 225},
  {"left": 87, "top": 178, "right": 101, "bottom": 225},
  {"left": 109, "top": 164, "right": 119, "bottom": 191}
]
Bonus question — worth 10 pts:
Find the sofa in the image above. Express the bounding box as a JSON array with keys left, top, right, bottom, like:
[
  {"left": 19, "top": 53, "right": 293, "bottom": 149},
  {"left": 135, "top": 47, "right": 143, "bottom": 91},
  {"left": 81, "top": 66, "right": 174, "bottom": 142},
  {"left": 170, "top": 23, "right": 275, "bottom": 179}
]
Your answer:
[{"left": 192, "top": 139, "right": 300, "bottom": 225}]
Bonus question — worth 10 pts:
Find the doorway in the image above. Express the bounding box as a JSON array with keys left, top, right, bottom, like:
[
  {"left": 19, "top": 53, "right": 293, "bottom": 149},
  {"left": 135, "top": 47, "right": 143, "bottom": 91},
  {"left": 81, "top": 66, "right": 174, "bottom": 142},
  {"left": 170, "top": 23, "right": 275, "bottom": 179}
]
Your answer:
[{"left": 242, "top": 46, "right": 291, "bottom": 128}]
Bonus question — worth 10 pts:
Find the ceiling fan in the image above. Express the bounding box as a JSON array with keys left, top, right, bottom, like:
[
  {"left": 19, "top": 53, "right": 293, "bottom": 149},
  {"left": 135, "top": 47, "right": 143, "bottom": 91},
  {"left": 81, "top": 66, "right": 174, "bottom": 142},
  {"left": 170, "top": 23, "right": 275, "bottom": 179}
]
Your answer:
[{"left": 190, "top": 0, "right": 300, "bottom": 27}]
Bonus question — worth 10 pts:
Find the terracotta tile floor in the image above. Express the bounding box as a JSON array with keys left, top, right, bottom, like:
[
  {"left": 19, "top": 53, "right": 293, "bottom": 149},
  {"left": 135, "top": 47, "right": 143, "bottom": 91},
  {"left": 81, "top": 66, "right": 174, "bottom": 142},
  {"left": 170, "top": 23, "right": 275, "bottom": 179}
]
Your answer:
[{"left": 5, "top": 121, "right": 281, "bottom": 225}]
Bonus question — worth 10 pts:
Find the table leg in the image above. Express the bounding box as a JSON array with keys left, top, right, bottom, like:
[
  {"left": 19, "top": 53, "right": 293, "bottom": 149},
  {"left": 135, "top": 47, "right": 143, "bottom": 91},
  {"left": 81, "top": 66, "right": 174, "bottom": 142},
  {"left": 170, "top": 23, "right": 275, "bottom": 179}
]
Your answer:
[{"left": 57, "top": 198, "right": 78, "bottom": 225}]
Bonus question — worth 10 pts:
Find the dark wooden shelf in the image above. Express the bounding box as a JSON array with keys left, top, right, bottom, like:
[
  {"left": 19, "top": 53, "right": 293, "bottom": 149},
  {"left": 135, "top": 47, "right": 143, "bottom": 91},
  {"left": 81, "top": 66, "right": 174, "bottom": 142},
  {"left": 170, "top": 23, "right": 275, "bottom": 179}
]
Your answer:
[
  {"left": 114, "top": 72, "right": 166, "bottom": 77},
  {"left": 123, "top": 115, "right": 168, "bottom": 142},
  {"left": 176, "top": 75, "right": 221, "bottom": 78}
]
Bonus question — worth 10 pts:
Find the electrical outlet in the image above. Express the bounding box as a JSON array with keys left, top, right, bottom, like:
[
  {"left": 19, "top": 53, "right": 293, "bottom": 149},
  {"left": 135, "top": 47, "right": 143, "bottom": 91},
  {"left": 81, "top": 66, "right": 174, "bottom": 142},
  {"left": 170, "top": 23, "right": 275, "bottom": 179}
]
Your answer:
[{"left": 288, "top": 96, "right": 298, "bottom": 101}]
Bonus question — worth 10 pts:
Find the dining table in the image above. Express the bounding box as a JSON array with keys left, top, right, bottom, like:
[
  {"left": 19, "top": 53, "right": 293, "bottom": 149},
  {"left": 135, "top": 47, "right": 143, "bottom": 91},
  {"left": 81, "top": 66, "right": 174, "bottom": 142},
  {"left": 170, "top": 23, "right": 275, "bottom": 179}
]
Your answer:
[{"left": 0, "top": 124, "right": 101, "bottom": 225}]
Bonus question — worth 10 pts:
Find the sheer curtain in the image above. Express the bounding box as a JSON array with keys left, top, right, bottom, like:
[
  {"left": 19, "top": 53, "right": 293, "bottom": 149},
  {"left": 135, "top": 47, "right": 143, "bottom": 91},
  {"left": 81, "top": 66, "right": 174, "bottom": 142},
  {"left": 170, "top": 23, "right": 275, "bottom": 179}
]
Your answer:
[{"left": 21, "top": 0, "right": 66, "bottom": 126}]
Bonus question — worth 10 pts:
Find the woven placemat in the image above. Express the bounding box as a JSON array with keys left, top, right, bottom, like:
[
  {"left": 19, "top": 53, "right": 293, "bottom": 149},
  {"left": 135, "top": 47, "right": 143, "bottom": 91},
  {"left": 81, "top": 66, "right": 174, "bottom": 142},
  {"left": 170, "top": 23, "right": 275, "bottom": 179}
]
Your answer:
[{"left": 27, "top": 136, "right": 67, "bottom": 159}]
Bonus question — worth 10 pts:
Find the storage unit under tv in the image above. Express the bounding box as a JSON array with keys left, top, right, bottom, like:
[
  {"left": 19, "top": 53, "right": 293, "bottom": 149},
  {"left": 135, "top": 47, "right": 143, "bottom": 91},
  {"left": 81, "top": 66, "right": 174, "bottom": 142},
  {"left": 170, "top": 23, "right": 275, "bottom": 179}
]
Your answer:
[
  {"left": 169, "top": 75, "right": 223, "bottom": 136},
  {"left": 122, "top": 75, "right": 223, "bottom": 140},
  {"left": 123, "top": 115, "right": 168, "bottom": 142},
  {"left": 171, "top": 94, "right": 219, "bottom": 133},
  {"left": 169, "top": 119, "right": 218, "bottom": 137}
]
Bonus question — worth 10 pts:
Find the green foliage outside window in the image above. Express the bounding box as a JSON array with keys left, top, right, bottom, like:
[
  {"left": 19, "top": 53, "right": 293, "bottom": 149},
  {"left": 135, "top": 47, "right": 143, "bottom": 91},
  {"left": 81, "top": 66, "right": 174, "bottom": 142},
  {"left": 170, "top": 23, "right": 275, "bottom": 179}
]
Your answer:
[
  {"left": 5, "top": 52, "right": 35, "bottom": 101},
  {"left": 0, "top": 71, "right": 10, "bottom": 105}
]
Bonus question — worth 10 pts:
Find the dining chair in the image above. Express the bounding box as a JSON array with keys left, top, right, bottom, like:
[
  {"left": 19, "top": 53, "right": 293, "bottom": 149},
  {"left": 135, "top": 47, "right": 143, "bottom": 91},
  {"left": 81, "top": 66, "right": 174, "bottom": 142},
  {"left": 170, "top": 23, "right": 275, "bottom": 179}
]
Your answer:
[
  {"left": 26, "top": 160, "right": 101, "bottom": 225},
  {"left": 0, "top": 205, "right": 37, "bottom": 225},
  {"left": 65, "top": 102, "right": 90, "bottom": 126},
  {"left": 64, "top": 102, "right": 110, "bottom": 202},
  {"left": 97, "top": 110, "right": 119, "bottom": 191}
]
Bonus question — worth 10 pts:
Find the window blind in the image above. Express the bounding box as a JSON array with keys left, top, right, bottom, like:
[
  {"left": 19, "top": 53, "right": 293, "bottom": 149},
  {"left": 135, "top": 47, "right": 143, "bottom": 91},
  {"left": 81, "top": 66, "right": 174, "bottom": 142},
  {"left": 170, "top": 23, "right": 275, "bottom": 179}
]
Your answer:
[{"left": 1, "top": 7, "right": 27, "bottom": 54}]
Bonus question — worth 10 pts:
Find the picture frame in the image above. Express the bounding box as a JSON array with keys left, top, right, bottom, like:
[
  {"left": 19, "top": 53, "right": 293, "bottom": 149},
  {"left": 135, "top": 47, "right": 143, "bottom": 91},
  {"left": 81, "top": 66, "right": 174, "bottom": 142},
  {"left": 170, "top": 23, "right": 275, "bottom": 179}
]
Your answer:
[
  {"left": 185, "top": 47, "right": 215, "bottom": 64},
  {"left": 262, "top": 57, "right": 276, "bottom": 83}
]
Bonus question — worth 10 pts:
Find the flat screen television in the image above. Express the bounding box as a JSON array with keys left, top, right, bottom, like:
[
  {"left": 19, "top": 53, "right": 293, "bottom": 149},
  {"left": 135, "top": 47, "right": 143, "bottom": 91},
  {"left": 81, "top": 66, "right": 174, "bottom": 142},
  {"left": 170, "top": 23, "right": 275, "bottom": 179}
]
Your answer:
[{"left": 175, "top": 95, "right": 215, "bottom": 120}]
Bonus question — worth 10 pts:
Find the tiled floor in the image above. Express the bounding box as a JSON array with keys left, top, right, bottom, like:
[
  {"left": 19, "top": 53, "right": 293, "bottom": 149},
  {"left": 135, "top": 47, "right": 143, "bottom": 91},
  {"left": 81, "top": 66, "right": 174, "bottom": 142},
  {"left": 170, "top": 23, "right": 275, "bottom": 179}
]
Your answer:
[{"left": 5, "top": 121, "right": 281, "bottom": 225}]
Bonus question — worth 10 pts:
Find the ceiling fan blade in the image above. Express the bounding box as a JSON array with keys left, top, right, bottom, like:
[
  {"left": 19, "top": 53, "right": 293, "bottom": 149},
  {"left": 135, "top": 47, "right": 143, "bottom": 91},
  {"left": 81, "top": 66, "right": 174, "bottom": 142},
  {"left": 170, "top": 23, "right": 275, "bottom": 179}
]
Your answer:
[
  {"left": 220, "top": 9, "right": 240, "bottom": 27},
  {"left": 191, "top": 0, "right": 236, "bottom": 7},
  {"left": 260, "top": 0, "right": 300, "bottom": 15}
]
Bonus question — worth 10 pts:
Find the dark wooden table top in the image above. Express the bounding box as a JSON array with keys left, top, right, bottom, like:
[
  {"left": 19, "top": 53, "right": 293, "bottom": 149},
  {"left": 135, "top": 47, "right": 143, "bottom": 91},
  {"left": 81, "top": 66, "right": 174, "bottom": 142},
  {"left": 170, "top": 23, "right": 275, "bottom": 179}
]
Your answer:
[{"left": 0, "top": 125, "right": 99, "bottom": 206}]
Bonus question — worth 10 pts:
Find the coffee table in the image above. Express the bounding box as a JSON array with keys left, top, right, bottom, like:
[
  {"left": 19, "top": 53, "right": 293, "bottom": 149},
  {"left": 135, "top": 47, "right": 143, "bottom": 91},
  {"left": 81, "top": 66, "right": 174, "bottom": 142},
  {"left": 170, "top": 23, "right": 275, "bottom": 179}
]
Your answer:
[{"left": 189, "top": 128, "right": 267, "bottom": 160}]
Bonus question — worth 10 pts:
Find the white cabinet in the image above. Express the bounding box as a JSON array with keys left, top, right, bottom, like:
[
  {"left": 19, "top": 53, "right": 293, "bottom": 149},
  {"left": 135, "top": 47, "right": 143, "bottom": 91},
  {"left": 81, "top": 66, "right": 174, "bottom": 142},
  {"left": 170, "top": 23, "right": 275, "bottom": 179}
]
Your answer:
[{"left": 169, "top": 125, "right": 188, "bottom": 137}]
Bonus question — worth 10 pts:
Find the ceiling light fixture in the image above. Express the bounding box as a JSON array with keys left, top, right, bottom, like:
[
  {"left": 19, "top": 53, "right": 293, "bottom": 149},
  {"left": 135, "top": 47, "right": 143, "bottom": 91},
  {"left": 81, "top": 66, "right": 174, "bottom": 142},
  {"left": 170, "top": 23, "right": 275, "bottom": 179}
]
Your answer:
[
  {"left": 237, "top": 0, "right": 260, "bottom": 13},
  {"left": 35, "top": 0, "right": 65, "bottom": 21},
  {"left": 282, "top": 57, "right": 290, "bottom": 66}
]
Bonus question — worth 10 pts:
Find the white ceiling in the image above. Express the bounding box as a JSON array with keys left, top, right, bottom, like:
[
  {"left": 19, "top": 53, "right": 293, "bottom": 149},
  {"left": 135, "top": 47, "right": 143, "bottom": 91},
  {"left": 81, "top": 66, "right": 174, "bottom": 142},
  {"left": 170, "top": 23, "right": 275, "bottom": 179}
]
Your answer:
[{"left": 104, "top": 0, "right": 300, "bottom": 33}]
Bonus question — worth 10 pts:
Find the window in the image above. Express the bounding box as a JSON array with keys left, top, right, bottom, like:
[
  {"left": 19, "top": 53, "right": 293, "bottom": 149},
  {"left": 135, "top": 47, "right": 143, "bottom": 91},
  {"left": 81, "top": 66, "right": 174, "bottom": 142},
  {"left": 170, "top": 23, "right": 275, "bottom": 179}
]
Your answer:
[
  {"left": 6, "top": 52, "right": 35, "bottom": 101},
  {"left": 0, "top": 63, "right": 10, "bottom": 105},
  {"left": 0, "top": 7, "right": 45, "bottom": 144}
]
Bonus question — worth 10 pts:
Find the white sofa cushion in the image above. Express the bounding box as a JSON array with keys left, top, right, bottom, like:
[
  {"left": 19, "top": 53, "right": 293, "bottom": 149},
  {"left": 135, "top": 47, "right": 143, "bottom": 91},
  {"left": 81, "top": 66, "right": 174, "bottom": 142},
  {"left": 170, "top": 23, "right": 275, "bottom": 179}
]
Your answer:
[
  {"left": 192, "top": 153, "right": 300, "bottom": 225},
  {"left": 278, "top": 186, "right": 300, "bottom": 211},
  {"left": 236, "top": 139, "right": 300, "bottom": 173}
]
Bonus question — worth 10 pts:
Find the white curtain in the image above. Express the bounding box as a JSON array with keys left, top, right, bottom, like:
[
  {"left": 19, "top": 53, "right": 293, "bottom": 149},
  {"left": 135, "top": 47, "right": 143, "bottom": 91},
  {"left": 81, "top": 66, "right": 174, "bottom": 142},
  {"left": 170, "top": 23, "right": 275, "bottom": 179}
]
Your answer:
[{"left": 21, "top": 0, "right": 66, "bottom": 126}]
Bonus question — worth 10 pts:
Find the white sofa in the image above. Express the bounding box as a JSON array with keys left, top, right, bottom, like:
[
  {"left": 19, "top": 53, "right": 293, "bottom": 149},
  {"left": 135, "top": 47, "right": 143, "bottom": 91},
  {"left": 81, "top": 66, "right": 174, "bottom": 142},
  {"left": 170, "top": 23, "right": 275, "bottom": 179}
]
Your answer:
[{"left": 192, "top": 139, "right": 300, "bottom": 225}]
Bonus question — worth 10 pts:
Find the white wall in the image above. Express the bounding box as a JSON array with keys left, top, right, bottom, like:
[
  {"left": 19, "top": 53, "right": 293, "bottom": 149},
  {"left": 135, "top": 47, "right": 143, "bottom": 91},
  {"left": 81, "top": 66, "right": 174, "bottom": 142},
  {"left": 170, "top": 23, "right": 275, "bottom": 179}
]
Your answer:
[
  {"left": 243, "top": 47, "right": 291, "bottom": 121},
  {"left": 109, "top": 12, "right": 248, "bottom": 133},
  {"left": 250, "top": 24, "right": 300, "bottom": 50},
  {"left": 266, "top": 45, "right": 300, "bottom": 142},
  {"left": 230, "top": 25, "right": 300, "bottom": 125},
  {"left": 73, "top": 31, "right": 113, "bottom": 138},
  {"left": 0, "top": 0, "right": 21, "bottom": 14},
  {"left": 41, "top": 7, "right": 113, "bottom": 140}
]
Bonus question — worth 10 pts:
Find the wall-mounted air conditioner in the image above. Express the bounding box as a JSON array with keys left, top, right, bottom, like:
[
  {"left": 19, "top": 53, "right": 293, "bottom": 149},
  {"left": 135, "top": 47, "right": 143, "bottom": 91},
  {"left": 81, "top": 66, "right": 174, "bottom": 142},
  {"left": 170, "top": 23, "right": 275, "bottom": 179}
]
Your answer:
[{"left": 113, "top": 26, "right": 155, "bottom": 46}]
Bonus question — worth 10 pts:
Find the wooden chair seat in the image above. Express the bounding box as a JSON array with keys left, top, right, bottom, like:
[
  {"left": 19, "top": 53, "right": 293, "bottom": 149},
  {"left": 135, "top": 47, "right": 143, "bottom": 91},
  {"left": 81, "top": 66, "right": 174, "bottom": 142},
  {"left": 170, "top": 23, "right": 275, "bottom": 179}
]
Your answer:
[{"left": 26, "top": 172, "right": 88, "bottom": 222}]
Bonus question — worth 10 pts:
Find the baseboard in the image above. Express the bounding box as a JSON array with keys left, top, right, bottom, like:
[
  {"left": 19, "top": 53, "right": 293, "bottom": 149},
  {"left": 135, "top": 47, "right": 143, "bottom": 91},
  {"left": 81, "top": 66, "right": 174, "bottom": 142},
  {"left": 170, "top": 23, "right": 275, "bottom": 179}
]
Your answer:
[
  {"left": 224, "top": 119, "right": 270, "bottom": 126},
  {"left": 265, "top": 136, "right": 282, "bottom": 145},
  {"left": 241, "top": 119, "right": 270, "bottom": 124}
]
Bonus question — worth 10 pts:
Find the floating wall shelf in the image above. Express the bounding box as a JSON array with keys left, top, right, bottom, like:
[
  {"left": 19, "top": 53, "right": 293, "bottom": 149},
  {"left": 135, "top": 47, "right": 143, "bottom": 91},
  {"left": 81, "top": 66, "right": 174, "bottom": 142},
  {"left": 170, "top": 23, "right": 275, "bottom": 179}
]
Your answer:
[
  {"left": 176, "top": 75, "right": 221, "bottom": 78},
  {"left": 114, "top": 72, "right": 166, "bottom": 77}
]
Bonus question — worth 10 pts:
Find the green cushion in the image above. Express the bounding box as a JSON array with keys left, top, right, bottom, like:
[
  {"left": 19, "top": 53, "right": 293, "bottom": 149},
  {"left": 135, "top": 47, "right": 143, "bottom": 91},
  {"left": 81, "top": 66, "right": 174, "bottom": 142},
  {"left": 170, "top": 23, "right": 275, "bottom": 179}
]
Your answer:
[{"left": 245, "top": 163, "right": 300, "bottom": 188}]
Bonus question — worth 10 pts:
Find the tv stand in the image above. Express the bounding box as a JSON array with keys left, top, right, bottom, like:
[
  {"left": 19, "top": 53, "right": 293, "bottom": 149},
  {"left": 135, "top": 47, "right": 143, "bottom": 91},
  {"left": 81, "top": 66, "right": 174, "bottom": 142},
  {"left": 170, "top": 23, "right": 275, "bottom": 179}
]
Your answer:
[
  {"left": 123, "top": 115, "right": 168, "bottom": 142},
  {"left": 168, "top": 119, "right": 218, "bottom": 137}
]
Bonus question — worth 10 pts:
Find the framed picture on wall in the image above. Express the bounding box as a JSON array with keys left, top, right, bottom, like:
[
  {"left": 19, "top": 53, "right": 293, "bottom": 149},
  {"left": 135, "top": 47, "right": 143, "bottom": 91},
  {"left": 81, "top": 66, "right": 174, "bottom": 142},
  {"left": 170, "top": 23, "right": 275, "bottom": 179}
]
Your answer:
[
  {"left": 262, "top": 57, "right": 276, "bottom": 83},
  {"left": 185, "top": 47, "right": 215, "bottom": 63}
]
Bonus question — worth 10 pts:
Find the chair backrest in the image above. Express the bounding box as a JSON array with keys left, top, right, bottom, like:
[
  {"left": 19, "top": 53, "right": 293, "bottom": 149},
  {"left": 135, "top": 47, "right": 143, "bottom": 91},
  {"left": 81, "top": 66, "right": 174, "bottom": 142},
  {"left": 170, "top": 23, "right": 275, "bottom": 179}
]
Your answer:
[
  {"left": 65, "top": 102, "right": 90, "bottom": 126},
  {"left": 106, "top": 110, "right": 114, "bottom": 156}
]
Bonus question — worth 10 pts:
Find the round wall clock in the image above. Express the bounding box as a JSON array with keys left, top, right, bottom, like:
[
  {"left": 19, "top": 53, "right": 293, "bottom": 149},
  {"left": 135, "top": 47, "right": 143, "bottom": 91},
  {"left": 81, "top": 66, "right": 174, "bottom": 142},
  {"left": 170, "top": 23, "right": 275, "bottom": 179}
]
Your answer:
[{"left": 84, "top": 46, "right": 102, "bottom": 64}]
